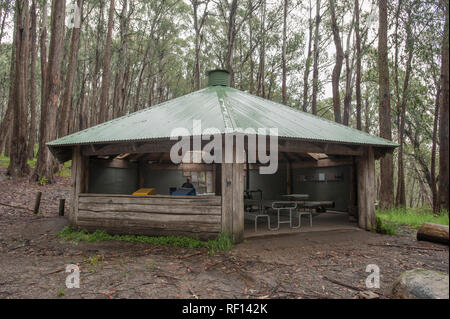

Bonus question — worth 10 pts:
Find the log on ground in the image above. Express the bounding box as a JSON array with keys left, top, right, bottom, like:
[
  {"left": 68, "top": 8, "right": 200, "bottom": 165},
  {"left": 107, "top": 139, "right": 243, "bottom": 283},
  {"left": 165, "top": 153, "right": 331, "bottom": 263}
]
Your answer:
[{"left": 417, "top": 222, "right": 449, "bottom": 245}]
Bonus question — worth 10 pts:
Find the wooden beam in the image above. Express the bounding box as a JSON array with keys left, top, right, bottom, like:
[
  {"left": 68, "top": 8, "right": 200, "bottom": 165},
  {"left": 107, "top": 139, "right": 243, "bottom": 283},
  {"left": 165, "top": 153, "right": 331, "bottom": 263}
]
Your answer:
[
  {"left": 291, "top": 158, "right": 353, "bottom": 168},
  {"left": 82, "top": 140, "right": 177, "bottom": 156},
  {"left": 142, "top": 163, "right": 214, "bottom": 171},
  {"left": 278, "top": 139, "right": 363, "bottom": 156}
]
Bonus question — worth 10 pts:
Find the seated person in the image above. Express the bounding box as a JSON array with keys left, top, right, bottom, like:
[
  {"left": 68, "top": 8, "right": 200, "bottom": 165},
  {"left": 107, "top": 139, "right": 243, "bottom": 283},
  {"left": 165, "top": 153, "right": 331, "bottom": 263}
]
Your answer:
[{"left": 181, "top": 178, "right": 195, "bottom": 189}]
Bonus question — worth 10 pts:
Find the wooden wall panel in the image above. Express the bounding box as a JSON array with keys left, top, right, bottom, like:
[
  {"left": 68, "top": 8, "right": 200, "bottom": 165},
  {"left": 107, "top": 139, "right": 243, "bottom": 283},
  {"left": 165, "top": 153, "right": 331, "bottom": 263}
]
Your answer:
[{"left": 76, "top": 194, "right": 222, "bottom": 240}]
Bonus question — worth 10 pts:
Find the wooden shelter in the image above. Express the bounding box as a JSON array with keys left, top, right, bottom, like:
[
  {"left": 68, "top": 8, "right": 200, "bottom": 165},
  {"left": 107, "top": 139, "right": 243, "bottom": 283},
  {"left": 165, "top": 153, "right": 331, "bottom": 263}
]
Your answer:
[{"left": 48, "top": 70, "right": 397, "bottom": 243}]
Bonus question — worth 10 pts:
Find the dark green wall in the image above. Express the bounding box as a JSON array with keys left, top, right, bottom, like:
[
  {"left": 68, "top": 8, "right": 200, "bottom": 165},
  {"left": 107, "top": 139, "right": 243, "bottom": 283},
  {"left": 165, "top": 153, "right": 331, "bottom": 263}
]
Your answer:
[
  {"left": 143, "top": 169, "right": 187, "bottom": 195},
  {"left": 292, "top": 165, "right": 351, "bottom": 211},
  {"left": 88, "top": 163, "right": 139, "bottom": 195},
  {"left": 247, "top": 168, "right": 287, "bottom": 200},
  {"left": 247, "top": 165, "right": 351, "bottom": 211}
]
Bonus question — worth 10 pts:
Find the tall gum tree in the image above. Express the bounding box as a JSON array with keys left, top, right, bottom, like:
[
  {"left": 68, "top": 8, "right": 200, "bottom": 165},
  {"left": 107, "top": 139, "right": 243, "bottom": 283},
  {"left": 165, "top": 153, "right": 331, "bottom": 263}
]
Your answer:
[{"left": 377, "top": 0, "right": 394, "bottom": 209}]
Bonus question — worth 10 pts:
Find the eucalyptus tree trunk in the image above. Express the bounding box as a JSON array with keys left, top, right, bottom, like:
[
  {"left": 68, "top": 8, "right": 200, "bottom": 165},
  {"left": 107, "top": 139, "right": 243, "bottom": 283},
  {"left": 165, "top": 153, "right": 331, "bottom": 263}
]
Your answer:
[
  {"left": 0, "top": 15, "right": 16, "bottom": 154},
  {"left": 34, "top": 0, "right": 47, "bottom": 170},
  {"left": 438, "top": 0, "right": 449, "bottom": 212},
  {"left": 225, "top": 0, "right": 238, "bottom": 87},
  {"left": 99, "top": 0, "right": 114, "bottom": 123},
  {"left": 256, "top": 0, "right": 266, "bottom": 98},
  {"left": 113, "top": 0, "right": 129, "bottom": 119},
  {"left": 27, "top": 0, "right": 38, "bottom": 160},
  {"left": 248, "top": 0, "right": 254, "bottom": 94},
  {"left": 329, "top": 0, "right": 343, "bottom": 123},
  {"left": 191, "top": 0, "right": 209, "bottom": 90},
  {"left": 89, "top": 1, "right": 104, "bottom": 127},
  {"left": 431, "top": 83, "right": 440, "bottom": 212},
  {"left": 355, "top": 0, "right": 362, "bottom": 130},
  {"left": 8, "top": 0, "right": 30, "bottom": 177},
  {"left": 378, "top": 0, "right": 394, "bottom": 209},
  {"left": 281, "top": 0, "right": 288, "bottom": 105},
  {"left": 311, "top": 0, "right": 320, "bottom": 115},
  {"left": 342, "top": 9, "right": 355, "bottom": 126},
  {"left": 59, "top": 0, "right": 83, "bottom": 137},
  {"left": 396, "top": 9, "right": 413, "bottom": 207},
  {"left": 32, "top": 0, "right": 66, "bottom": 183},
  {"left": 302, "top": 0, "right": 313, "bottom": 111}
]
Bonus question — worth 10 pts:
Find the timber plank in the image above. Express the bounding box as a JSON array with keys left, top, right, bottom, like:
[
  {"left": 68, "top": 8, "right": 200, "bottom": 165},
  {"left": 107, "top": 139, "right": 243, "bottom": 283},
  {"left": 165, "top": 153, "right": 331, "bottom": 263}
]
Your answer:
[
  {"left": 78, "top": 195, "right": 221, "bottom": 206},
  {"left": 77, "top": 209, "right": 221, "bottom": 224},
  {"left": 78, "top": 202, "right": 221, "bottom": 215}
]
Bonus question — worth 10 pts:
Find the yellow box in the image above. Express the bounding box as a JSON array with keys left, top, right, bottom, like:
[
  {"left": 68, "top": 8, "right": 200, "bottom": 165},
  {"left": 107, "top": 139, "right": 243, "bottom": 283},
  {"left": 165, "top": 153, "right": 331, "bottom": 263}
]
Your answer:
[{"left": 132, "top": 188, "right": 156, "bottom": 195}]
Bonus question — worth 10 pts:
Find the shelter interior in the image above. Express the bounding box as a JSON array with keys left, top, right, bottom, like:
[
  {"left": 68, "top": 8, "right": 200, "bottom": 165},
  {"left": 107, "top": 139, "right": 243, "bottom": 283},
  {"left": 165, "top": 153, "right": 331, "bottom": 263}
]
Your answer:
[{"left": 73, "top": 138, "right": 371, "bottom": 242}]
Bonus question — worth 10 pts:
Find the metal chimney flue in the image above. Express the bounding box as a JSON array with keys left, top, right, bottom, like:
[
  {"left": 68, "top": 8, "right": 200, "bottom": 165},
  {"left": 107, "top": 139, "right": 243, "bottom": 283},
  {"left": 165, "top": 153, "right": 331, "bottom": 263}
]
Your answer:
[{"left": 207, "top": 69, "right": 230, "bottom": 87}]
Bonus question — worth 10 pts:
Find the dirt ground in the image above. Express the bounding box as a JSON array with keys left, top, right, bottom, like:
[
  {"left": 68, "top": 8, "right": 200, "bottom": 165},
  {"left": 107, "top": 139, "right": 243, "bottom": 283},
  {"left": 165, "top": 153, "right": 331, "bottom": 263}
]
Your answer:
[{"left": 0, "top": 167, "right": 448, "bottom": 299}]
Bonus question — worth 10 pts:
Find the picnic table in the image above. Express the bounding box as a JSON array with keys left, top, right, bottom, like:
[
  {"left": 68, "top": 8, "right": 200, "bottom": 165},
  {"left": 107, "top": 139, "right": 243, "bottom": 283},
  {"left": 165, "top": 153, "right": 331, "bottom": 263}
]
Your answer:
[{"left": 244, "top": 199, "right": 312, "bottom": 231}]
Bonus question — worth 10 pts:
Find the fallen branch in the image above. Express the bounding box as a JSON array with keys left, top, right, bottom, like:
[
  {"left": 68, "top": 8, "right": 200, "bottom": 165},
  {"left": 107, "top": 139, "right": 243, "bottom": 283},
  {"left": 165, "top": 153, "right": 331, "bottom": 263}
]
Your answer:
[
  {"left": 45, "top": 268, "right": 65, "bottom": 275},
  {"left": 368, "top": 243, "right": 447, "bottom": 252},
  {"left": 188, "top": 287, "right": 199, "bottom": 299},
  {"left": 0, "top": 202, "right": 34, "bottom": 212},
  {"left": 179, "top": 250, "right": 207, "bottom": 259},
  {"left": 322, "top": 276, "right": 364, "bottom": 291},
  {"left": 276, "top": 289, "right": 328, "bottom": 299}
]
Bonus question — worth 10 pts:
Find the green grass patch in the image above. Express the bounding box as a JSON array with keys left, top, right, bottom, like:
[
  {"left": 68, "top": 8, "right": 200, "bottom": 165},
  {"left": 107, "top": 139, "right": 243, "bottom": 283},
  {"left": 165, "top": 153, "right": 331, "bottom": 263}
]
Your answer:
[
  {"left": 0, "top": 152, "right": 9, "bottom": 167},
  {"left": 1, "top": 151, "right": 71, "bottom": 177},
  {"left": 55, "top": 160, "right": 72, "bottom": 178},
  {"left": 58, "top": 226, "right": 233, "bottom": 254},
  {"left": 376, "top": 207, "right": 449, "bottom": 235}
]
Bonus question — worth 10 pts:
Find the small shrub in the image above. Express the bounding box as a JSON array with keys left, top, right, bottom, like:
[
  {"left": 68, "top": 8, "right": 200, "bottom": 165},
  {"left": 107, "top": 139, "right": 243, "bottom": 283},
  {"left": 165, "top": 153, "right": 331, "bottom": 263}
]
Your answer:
[{"left": 38, "top": 176, "right": 48, "bottom": 186}]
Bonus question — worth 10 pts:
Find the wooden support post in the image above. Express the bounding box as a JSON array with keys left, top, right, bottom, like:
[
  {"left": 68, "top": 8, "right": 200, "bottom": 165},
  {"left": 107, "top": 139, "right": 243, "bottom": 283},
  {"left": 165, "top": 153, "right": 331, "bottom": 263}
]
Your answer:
[
  {"left": 221, "top": 162, "right": 244, "bottom": 243},
  {"left": 348, "top": 158, "right": 357, "bottom": 220},
  {"left": 138, "top": 160, "right": 145, "bottom": 188},
  {"left": 33, "top": 192, "right": 42, "bottom": 214},
  {"left": 221, "top": 163, "right": 233, "bottom": 236},
  {"left": 356, "top": 147, "right": 376, "bottom": 230},
  {"left": 70, "top": 146, "right": 88, "bottom": 227},
  {"left": 286, "top": 161, "right": 292, "bottom": 195},
  {"left": 59, "top": 199, "right": 65, "bottom": 216}
]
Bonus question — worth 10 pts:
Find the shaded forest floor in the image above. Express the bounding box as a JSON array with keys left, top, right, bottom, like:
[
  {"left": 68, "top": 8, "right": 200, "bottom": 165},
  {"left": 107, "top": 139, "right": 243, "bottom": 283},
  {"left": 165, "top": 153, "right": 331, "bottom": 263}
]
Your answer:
[{"left": 0, "top": 167, "right": 448, "bottom": 299}]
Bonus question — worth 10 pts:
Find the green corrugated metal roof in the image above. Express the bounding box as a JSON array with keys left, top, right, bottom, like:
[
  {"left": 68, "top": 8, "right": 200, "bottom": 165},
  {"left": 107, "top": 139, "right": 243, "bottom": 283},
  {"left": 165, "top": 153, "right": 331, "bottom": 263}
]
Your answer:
[{"left": 47, "top": 86, "right": 397, "bottom": 148}]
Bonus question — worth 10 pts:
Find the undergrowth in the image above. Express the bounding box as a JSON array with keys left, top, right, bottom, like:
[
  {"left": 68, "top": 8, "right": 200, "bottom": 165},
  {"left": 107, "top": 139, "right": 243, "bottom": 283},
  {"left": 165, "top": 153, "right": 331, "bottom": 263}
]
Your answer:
[
  {"left": 376, "top": 206, "right": 449, "bottom": 235},
  {"left": 58, "top": 226, "right": 233, "bottom": 254}
]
